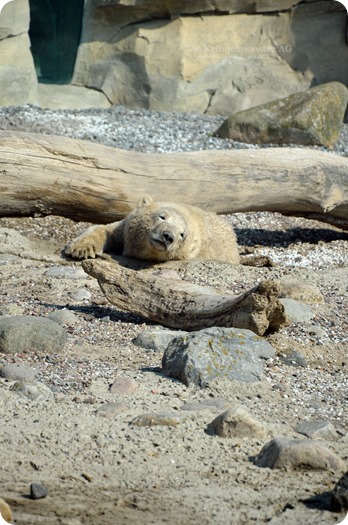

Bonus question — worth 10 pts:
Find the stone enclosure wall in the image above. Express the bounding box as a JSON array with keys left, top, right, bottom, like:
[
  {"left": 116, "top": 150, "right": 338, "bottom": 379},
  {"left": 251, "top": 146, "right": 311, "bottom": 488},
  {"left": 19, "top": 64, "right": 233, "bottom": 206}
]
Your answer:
[{"left": 0, "top": 0, "right": 347, "bottom": 113}]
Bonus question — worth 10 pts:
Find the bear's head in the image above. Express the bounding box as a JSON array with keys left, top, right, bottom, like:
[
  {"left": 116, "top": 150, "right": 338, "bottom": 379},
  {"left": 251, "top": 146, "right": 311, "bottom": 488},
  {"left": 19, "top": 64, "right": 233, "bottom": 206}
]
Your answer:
[{"left": 123, "top": 196, "right": 199, "bottom": 261}]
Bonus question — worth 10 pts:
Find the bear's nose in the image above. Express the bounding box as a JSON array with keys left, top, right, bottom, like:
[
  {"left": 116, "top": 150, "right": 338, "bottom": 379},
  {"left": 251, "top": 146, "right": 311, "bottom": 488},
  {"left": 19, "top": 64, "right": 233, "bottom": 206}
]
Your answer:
[{"left": 161, "top": 231, "right": 174, "bottom": 246}]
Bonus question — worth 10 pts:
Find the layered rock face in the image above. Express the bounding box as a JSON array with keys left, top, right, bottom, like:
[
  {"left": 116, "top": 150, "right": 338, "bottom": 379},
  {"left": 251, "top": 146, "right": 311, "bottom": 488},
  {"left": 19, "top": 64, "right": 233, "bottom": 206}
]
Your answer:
[
  {"left": 72, "top": 0, "right": 348, "bottom": 113},
  {"left": 0, "top": 0, "right": 347, "bottom": 112},
  {"left": 0, "top": 0, "right": 37, "bottom": 106}
]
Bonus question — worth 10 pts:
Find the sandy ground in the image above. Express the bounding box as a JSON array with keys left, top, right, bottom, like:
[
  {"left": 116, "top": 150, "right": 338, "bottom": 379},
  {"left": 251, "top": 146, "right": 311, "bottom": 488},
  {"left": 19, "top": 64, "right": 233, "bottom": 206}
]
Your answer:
[{"left": 0, "top": 107, "right": 347, "bottom": 525}]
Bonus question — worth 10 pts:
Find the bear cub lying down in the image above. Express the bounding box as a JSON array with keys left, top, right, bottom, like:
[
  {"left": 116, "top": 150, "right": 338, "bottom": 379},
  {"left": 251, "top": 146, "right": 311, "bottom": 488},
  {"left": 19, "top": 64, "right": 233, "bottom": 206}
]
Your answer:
[{"left": 65, "top": 196, "right": 240, "bottom": 264}]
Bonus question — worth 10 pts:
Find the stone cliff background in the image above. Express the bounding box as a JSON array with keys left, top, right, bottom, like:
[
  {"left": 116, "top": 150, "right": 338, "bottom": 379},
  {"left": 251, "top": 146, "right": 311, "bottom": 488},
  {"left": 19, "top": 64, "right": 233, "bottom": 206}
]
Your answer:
[{"left": 0, "top": 0, "right": 347, "bottom": 113}]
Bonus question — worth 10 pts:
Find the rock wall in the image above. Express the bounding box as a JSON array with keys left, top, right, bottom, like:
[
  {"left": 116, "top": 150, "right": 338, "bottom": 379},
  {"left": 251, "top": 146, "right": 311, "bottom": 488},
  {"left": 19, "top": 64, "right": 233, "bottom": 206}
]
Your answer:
[
  {"left": 0, "top": 0, "right": 346, "bottom": 112},
  {"left": 0, "top": 0, "right": 37, "bottom": 106},
  {"left": 72, "top": 0, "right": 348, "bottom": 114}
]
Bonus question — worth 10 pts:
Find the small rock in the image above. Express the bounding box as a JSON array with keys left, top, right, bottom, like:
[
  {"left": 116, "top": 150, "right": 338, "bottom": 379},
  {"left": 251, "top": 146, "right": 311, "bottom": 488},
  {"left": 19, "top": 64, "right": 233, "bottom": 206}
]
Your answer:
[
  {"left": 255, "top": 437, "right": 346, "bottom": 472},
  {"left": 279, "top": 299, "right": 314, "bottom": 324},
  {"left": 0, "top": 316, "right": 66, "bottom": 355},
  {"left": 162, "top": 327, "right": 275, "bottom": 387},
  {"left": 279, "top": 349, "right": 308, "bottom": 368},
  {"left": 279, "top": 281, "right": 324, "bottom": 305},
  {"left": 0, "top": 254, "right": 21, "bottom": 265},
  {"left": 130, "top": 412, "right": 187, "bottom": 427},
  {"left": 134, "top": 329, "right": 187, "bottom": 353},
  {"left": 0, "top": 363, "right": 37, "bottom": 382},
  {"left": 0, "top": 498, "right": 13, "bottom": 523},
  {"left": 209, "top": 406, "right": 267, "bottom": 439},
  {"left": 45, "top": 266, "right": 87, "bottom": 279},
  {"left": 30, "top": 483, "right": 48, "bottom": 500},
  {"left": 95, "top": 402, "right": 127, "bottom": 418},
  {"left": 181, "top": 397, "right": 230, "bottom": 413},
  {"left": 308, "top": 325, "right": 327, "bottom": 338},
  {"left": 48, "top": 309, "right": 79, "bottom": 326},
  {"left": 109, "top": 377, "right": 139, "bottom": 395},
  {"left": 68, "top": 288, "right": 92, "bottom": 302},
  {"left": 294, "top": 420, "right": 338, "bottom": 440},
  {"left": 11, "top": 381, "right": 54, "bottom": 401},
  {"left": 330, "top": 471, "right": 348, "bottom": 512}
]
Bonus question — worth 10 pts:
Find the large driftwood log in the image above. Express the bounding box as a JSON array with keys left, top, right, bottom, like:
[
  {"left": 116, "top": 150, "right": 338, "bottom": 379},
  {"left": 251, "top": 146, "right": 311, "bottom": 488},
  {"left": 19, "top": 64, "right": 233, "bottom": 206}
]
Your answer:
[
  {"left": 82, "top": 259, "right": 288, "bottom": 335},
  {"left": 1, "top": 131, "right": 348, "bottom": 229}
]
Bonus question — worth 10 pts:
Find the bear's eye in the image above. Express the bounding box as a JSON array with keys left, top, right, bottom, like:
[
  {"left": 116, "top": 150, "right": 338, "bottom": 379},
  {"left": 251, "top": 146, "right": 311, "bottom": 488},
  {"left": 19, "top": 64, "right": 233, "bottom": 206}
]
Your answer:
[
  {"left": 180, "top": 232, "right": 186, "bottom": 240},
  {"left": 158, "top": 213, "right": 166, "bottom": 220}
]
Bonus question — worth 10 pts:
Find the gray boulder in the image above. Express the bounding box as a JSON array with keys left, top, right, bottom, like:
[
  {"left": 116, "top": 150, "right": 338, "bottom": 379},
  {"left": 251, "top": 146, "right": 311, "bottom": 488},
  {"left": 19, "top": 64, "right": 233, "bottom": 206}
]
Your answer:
[
  {"left": 0, "top": 316, "right": 67, "bottom": 354},
  {"left": 216, "top": 82, "right": 348, "bottom": 147},
  {"left": 161, "top": 327, "right": 275, "bottom": 387}
]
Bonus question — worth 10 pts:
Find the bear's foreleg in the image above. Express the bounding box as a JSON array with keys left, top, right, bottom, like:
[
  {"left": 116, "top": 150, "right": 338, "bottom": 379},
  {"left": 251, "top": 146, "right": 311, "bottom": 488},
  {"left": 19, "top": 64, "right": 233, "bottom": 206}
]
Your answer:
[{"left": 65, "top": 222, "right": 124, "bottom": 259}]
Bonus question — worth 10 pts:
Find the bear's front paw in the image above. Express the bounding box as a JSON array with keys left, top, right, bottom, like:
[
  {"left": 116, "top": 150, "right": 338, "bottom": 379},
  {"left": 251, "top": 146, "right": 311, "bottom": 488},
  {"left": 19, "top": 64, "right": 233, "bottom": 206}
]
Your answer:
[{"left": 64, "top": 240, "right": 102, "bottom": 259}]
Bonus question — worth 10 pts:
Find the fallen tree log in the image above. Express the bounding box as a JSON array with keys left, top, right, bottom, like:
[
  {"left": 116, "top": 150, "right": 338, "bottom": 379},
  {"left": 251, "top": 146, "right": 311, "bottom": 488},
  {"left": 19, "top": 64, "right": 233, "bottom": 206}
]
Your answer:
[
  {"left": 0, "top": 131, "right": 348, "bottom": 229},
  {"left": 82, "top": 259, "right": 288, "bottom": 335}
]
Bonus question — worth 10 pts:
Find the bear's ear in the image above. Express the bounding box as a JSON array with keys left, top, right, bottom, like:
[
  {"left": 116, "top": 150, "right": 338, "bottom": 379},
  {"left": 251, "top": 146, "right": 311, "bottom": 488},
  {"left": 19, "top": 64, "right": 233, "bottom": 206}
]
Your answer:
[{"left": 138, "top": 195, "right": 154, "bottom": 207}]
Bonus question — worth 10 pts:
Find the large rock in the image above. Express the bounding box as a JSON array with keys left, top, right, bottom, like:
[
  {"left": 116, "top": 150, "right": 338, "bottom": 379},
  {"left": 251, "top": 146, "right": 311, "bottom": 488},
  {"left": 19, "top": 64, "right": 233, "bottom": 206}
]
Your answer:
[
  {"left": 161, "top": 327, "right": 275, "bottom": 387},
  {"left": 0, "top": 316, "right": 67, "bottom": 354},
  {"left": 73, "top": 2, "right": 348, "bottom": 114},
  {"left": 215, "top": 82, "right": 348, "bottom": 147},
  {"left": 0, "top": 0, "right": 38, "bottom": 106}
]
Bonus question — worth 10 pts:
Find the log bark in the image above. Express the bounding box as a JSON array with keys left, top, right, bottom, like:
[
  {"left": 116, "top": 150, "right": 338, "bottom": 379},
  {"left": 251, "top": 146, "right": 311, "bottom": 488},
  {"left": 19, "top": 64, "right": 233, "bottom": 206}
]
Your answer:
[
  {"left": 1, "top": 131, "right": 348, "bottom": 229},
  {"left": 82, "top": 259, "right": 288, "bottom": 335}
]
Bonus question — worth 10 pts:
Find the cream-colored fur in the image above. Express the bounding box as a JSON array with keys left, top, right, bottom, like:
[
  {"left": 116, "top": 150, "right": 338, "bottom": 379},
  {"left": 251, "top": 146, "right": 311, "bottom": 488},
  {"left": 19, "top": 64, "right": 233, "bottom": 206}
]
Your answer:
[{"left": 65, "top": 196, "right": 240, "bottom": 264}]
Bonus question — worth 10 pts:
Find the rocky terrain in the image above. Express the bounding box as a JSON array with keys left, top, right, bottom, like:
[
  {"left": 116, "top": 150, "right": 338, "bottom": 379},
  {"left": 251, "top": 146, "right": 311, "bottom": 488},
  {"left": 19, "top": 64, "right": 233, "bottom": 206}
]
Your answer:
[{"left": 0, "top": 105, "right": 347, "bottom": 525}]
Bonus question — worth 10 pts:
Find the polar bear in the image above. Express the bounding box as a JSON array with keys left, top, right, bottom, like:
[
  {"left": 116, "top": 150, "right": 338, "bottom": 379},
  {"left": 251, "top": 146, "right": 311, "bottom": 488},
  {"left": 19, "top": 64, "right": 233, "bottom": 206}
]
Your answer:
[{"left": 65, "top": 196, "right": 240, "bottom": 264}]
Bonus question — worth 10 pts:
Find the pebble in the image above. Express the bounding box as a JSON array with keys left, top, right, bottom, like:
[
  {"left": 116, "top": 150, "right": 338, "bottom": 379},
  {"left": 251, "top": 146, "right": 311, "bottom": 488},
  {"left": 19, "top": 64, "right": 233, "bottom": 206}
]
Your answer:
[
  {"left": 255, "top": 437, "right": 346, "bottom": 472},
  {"left": 209, "top": 406, "right": 268, "bottom": 439},
  {"left": 11, "top": 381, "right": 54, "bottom": 401},
  {"left": 30, "top": 483, "right": 48, "bottom": 500},
  {"left": 109, "top": 377, "right": 139, "bottom": 395},
  {"left": 294, "top": 420, "right": 339, "bottom": 440},
  {"left": 0, "top": 315, "right": 66, "bottom": 355},
  {"left": 44, "top": 266, "right": 87, "bottom": 279},
  {"left": 48, "top": 309, "right": 79, "bottom": 326},
  {"left": 0, "top": 363, "right": 37, "bottom": 382},
  {"left": 0, "top": 498, "right": 13, "bottom": 523}
]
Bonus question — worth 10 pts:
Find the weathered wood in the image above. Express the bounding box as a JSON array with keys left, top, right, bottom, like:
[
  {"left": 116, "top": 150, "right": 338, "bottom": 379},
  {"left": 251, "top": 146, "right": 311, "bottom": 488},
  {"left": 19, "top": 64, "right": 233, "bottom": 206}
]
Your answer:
[
  {"left": 1, "top": 131, "right": 348, "bottom": 229},
  {"left": 82, "top": 259, "right": 288, "bottom": 335}
]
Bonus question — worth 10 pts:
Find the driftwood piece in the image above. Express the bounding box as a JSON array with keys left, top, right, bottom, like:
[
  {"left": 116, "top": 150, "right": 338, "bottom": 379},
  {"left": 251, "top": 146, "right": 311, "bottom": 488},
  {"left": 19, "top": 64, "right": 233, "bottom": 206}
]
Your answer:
[
  {"left": 0, "top": 131, "right": 347, "bottom": 229},
  {"left": 82, "top": 259, "right": 288, "bottom": 335}
]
